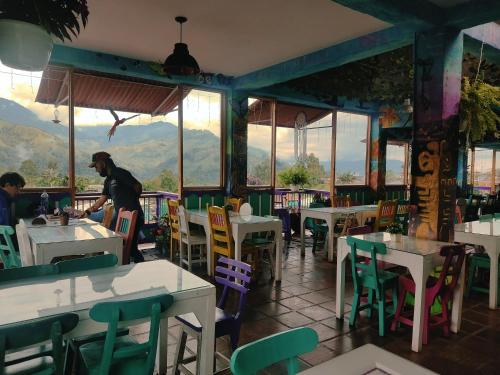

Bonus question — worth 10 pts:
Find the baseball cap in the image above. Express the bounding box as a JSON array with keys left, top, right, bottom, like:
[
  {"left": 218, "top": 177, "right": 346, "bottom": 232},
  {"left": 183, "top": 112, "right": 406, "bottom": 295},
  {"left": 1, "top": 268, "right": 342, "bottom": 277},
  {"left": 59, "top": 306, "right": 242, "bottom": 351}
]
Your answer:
[{"left": 88, "top": 152, "right": 111, "bottom": 167}]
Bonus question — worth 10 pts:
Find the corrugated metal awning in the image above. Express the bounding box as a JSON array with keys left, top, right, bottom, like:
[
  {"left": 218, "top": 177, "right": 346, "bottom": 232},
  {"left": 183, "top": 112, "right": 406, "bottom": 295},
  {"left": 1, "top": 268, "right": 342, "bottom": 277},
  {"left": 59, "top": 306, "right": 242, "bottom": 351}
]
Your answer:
[
  {"left": 36, "top": 69, "right": 180, "bottom": 115},
  {"left": 248, "top": 99, "right": 330, "bottom": 128}
]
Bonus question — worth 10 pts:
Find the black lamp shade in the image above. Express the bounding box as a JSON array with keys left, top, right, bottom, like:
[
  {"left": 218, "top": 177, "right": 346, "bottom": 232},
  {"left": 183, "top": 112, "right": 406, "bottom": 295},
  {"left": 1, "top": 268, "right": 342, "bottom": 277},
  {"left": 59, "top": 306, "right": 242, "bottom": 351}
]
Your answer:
[{"left": 163, "top": 42, "right": 200, "bottom": 76}]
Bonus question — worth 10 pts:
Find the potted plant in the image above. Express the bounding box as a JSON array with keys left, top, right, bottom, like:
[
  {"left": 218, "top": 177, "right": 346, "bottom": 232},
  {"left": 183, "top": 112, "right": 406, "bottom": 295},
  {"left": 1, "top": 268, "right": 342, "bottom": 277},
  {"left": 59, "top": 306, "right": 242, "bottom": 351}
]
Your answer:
[
  {"left": 385, "top": 222, "right": 404, "bottom": 240},
  {"left": 152, "top": 213, "right": 170, "bottom": 255},
  {"left": 278, "top": 164, "right": 310, "bottom": 192},
  {"left": 0, "top": 0, "right": 89, "bottom": 71}
]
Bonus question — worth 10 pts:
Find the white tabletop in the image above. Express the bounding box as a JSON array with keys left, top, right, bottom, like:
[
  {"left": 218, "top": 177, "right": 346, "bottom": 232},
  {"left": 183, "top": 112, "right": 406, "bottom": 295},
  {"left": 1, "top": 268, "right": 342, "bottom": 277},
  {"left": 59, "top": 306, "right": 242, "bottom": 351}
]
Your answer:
[
  {"left": 299, "top": 344, "right": 437, "bottom": 375},
  {"left": 301, "top": 205, "right": 377, "bottom": 214},
  {"left": 187, "top": 209, "right": 280, "bottom": 225},
  {"left": 25, "top": 217, "right": 95, "bottom": 228},
  {"left": 27, "top": 223, "right": 120, "bottom": 244},
  {"left": 454, "top": 218, "right": 500, "bottom": 236},
  {"left": 0, "top": 260, "right": 213, "bottom": 326},
  {"left": 345, "top": 232, "right": 451, "bottom": 256}
]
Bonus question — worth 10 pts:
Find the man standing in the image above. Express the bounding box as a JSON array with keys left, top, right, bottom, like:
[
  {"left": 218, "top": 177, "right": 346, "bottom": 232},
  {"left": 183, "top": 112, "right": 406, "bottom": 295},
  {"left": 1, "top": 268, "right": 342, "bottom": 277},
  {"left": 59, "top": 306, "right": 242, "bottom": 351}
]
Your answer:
[
  {"left": 0, "top": 172, "right": 25, "bottom": 226},
  {"left": 85, "top": 152, "right": 145, "bottom": 263}
]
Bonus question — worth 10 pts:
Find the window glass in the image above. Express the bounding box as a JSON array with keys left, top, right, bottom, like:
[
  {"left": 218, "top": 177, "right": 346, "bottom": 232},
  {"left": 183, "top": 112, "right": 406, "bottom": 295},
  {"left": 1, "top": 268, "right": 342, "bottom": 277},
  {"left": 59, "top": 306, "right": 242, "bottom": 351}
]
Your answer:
[
  {"left": 247, "top": 98, "right": 272, "bottom": 186},
  {"left": 386, "top": 143, "right": 406, "bottom": 185},
  {"left": 304, "top": 114, "right": 331, "bottom": 190},
  {"left": 473, "top": 148, "right": 493, "bottom": 194},
  {"left": 182, "top": 88, "right": 222, "bottom": 187},
  {"left": 0, "top": 63, "right": 69, "bottom": 187},
  {"left": 335, "top": 112, "right": 369, "bottom": 185}
]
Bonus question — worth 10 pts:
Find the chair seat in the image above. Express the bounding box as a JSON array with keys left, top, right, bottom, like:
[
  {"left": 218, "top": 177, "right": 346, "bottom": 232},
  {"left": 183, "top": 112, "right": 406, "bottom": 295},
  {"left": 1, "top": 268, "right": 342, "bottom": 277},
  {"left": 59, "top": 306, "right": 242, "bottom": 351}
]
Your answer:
[
  {"left": 175, "top": 307, "right": 234, "bottom": 333},
  {"left": 80, "top": 336, "right": 148, "bottom": 375},
  {"left": 357, "top": 267, "right": 399, "bottom": 285},
  {"left": 398, "top": 275, "right": 440, "bottom": 293},
  {"left": 181, "top": 231, "right": 207, "bottom": 245}
]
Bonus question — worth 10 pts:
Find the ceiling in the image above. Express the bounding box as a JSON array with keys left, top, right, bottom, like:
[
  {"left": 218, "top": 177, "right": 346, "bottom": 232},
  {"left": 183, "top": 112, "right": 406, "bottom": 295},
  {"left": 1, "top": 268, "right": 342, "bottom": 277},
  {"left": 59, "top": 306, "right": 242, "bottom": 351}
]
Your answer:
[{"left": 63, "top": 0, "right": 389, "bottom": 77}]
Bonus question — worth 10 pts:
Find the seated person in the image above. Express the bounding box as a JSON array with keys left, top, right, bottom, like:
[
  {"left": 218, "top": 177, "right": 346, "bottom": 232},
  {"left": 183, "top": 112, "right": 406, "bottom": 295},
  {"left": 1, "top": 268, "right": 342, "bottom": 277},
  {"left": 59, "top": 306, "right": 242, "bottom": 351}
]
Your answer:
[{"left": 0, "top": 172, "right": 25, "bottom": 226}]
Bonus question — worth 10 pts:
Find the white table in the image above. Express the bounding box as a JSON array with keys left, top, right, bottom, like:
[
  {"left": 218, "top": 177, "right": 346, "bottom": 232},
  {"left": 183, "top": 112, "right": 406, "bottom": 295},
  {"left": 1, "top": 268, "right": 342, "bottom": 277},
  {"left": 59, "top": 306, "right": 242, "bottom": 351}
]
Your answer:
[
  {"left": 336, "top": 233, "right": 465, "bottom": 353},
  {"left": 299, "top": 344, "right": 437, "bottom": 374},
  {"left": 300, "top": 205, "right": 378, "bottom": 261},
  {"left": 187, "top": 209, "right": 283, "bottom": 280},
  {"left": 26, "top": 223, "right": 124, "bottom": 265},
  {"left": 25, "top": 217, "right": 95, "bottom": 228},
  {"left": 0, "top": 260, "right": 216, "bottom": 375},
  {"left": 455, "top": 218, "right": 500, "bottom": 309}
]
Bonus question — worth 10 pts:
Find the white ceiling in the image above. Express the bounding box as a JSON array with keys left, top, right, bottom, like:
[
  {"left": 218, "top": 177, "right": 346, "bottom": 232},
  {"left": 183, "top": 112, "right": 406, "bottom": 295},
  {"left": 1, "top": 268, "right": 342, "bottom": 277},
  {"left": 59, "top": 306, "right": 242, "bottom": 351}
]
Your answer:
[{"left": 63, "top": 0, "right": 389, "bottom": 77}]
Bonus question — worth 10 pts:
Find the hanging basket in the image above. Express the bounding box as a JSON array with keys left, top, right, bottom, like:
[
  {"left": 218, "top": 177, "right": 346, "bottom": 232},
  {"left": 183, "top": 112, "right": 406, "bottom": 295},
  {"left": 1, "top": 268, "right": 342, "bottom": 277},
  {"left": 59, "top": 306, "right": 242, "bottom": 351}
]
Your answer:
[{"left": 0, "top": 20, "right": 53, "bottom": 71}]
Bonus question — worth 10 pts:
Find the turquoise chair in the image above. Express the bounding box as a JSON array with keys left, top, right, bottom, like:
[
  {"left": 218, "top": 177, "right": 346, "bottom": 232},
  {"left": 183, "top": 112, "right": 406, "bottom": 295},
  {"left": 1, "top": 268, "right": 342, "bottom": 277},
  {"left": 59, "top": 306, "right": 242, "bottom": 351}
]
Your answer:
[
  {"left": 77, "top": 294, "right": 174, "bottom": 375},
  {"left": 305, "top": 202, "right": 329, "bottom": 253},
  {"left": 230, "top": 327, "right": 318, "bottom": 375},
  {"left": 0, "top": 313, "right": 79, "bottom": 375},
  {"left": 479, "top": 214, "right": 493, "bottom": 221},
  {"left": 495, "top": 213, "right": 500, "bottom": 219},
  {"left": 56, "top": 254, "right": 118, "bottom": 274},
  {"left": 0, "top": 225, "right": 21, "bottom": 268},
  {"left": 466, "top": 253, "right": 500, "bottom": 302},
  {"left": 0, "top": 264, "right": 58, "bottom": 283},
  {"left": 347, "top": 236, "right": 398, "bottom": 336}
]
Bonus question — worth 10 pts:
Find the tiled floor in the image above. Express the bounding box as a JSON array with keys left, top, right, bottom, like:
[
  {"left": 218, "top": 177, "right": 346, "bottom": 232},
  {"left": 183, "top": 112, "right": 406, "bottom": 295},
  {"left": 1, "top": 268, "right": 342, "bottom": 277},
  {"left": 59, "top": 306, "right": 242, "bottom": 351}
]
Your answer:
[{"left": 138, "top": 238, "right": 499, "bottom": 375}]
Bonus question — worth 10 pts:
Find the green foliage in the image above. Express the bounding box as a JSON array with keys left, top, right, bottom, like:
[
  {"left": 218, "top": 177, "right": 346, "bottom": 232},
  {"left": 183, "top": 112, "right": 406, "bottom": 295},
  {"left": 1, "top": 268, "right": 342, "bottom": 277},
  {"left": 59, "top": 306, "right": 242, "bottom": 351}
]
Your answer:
[
  {"left": 460, "top": 77, "right": 500, "bottom": 144},
  {"left": 144, "top": 169, "right": 178, "bottom": 193},
  {"left": 0, "top": 0, "right": 89, "bottom": 42},
  {"left": 336, "top": 171, "right": 357, "bottom": 185},
  {"left": 385, "top": 222, "right": 404, "bottom": 234},
  {"left": 278, "top": 163, "right": 310, "bottom": 187},
  {"left": 303, "top": 153, "right": 327, "bottom": 186}
]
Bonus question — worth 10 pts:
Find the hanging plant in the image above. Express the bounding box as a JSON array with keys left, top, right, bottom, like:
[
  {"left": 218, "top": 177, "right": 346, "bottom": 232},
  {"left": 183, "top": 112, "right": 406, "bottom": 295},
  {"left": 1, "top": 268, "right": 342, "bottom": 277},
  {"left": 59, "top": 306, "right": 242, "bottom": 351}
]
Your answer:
[{"left": 459, "top": 76, "right": 500, "bottom": 144}]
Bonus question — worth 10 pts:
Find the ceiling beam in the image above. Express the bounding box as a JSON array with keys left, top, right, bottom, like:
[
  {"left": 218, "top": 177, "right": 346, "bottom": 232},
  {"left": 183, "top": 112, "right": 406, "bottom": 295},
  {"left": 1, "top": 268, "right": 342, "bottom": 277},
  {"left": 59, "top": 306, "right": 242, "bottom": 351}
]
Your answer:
[
  {"left": 331, "top": 0, "right": 444, "bottom": 27},
  {"left": 445, "top": 0, "right": 500, "bottom": 30},
  {"left": 233, "top": 26, "right": 415, "bottom": 91},
  {"left": 463, "top": 23, "right": 500, "bottom": 65}
]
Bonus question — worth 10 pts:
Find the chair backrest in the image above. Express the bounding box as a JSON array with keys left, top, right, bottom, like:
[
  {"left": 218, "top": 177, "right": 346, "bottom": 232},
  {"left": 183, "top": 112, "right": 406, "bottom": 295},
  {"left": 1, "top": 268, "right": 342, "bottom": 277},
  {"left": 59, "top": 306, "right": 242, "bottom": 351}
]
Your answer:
[
  {"left": 114, "top": 208, "right": 138, "bottom": 265},
  {"left": 346, "top": 225, "right": 372, "bottom": 236},
  {"left": 374, "top": 200, "right": 397, "bottom": 232},
  {"left": 15, "top": 219, "right": 33, "bottom": 266},
  {"left": 102, "top": 202, "right": 115, "bottom": 229},
  {"left": 177, "top": 205, "right": 193, "bottom": 244},
  {"left": 431, "top": 244, "right": 466, "bottom": 301},
  {"left": 227, "top": 197, "right": 243, "bottom": 213},
  {"left": 0, "top": 263, "right": 58, "bottom": 283},
  {"left": 0, "top": 225, "right": 21, "bottom": 269},
  {"left": 56, "top": 254, "right": 118, "bottom": 274},
  {"left": 215, "top": 256, "right": 252, "bottom": 320},
  {"left": 332, "top": 195, "right": 351, "bottom": 208},
  {"left": 89, "top": 294, "right": 174, "bottom": 375},
  {"left": 167, "top": 199, "right": 180, "bottom": 239},
  {"left": 230, "top": 327, "right": 318, "bottom": 375},
  {"left": 346, "top": 236, "right": 387, "bottom": 297},
  {"left": 337, "top": 213, "right": 359, "bottom": 237},
  {"left": 454, "top": 205, "right": 463, "bottom": 224},
  {"left": 479, "top": 214, "right": 493, "bottom": 221},
  {"left": 239, "top": 202, "right": 253, "bottom": 216},
  {"left": 208, "top": 205, "right": 234, "bottom": 257},
  {"left": 0, "top": 313, "right": 79, "bottom": 375}
]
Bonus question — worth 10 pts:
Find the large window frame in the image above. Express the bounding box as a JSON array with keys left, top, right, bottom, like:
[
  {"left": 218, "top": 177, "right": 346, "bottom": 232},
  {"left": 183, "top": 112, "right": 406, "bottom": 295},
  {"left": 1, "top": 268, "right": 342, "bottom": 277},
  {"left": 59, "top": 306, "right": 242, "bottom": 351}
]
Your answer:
[
  {"left": 468, "top": 147, "right": 498, "bottom": 193},
  {"left": 385, "top": 140, "right": 410, "bottom": 186}
]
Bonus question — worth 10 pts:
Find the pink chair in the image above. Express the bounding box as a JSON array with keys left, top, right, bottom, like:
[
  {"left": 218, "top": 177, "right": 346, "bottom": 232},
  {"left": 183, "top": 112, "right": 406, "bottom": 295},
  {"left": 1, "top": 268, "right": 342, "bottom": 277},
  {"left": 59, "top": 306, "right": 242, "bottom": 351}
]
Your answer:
[{"left": 390, "top": 244, "right": 466, "bottom": 344}]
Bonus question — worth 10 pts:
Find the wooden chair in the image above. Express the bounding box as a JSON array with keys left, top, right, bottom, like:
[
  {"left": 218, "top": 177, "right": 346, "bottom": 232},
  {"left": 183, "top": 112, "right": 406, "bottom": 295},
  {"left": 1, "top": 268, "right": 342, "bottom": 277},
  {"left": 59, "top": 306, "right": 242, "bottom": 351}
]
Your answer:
[
  {"left": 373, "top": 200, "right": 398, "bottom": 232},
  {"left": 395, "top": 200, "right": 410, "bottom": 233},
  {"left": 178, "top": 205, "right": 207, "bottom": 271},
  {"left": 115, "top": 208, "right": 138, "bottom": 265},
  {"left": 15, "top": 219, "right": 33, "bottom": 266},
  {"left": 0, "top": 225, "right": 21, "bottom": 269},
  {"left": 0, "top": 313, "right": 79, "bottom": 375},
  {"left": 168, "top": 199, "right": 181, "bottom": 260},
  {"left": 331, "top": 195, "right": 351, "bottom": 208},
  {"left": 230, "top": 327, "right": 318, "bottom": 375},
  {"left": 207, "top": 206, "right": 260, "bottom": 276},
  {"left": 227, "top": 197, "right": 243, "bottom": 213},
  {"left": 101, "top": 202, "right": 114, "bottom": 229}
]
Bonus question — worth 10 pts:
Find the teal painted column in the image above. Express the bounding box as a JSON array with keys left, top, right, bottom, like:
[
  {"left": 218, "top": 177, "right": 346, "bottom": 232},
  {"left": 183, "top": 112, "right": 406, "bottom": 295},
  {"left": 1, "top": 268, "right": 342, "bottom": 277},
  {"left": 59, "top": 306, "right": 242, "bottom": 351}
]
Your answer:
[
  {"left": 410, "top": 28, "right": 463, "bottom": 242},
  {"left": 226, "top": 91, "right": 249, "bottom": 197}
]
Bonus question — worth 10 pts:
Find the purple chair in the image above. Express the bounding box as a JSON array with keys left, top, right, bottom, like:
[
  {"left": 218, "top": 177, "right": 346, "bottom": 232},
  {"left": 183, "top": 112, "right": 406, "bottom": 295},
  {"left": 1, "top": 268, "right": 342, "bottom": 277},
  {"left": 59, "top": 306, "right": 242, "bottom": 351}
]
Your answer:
[
  {"left": 274, "top": 208, "right": 292, "bottom": 252},
  {"left": 172, "top": 256, "right": 252, "bottom": 374}
]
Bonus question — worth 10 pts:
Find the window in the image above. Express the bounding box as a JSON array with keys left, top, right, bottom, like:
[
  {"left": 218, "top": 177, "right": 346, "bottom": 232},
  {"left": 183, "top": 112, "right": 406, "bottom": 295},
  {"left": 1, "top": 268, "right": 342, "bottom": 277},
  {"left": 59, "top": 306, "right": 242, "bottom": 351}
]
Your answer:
[
  {"left": 386, "top": 142, "right": 407, "bottom": 185},
  {"left": 72, "top": 73, "right": 178, "bottom": 194},
  {"left": 467, "top": 148, "right": 473, "bottom": 185},
  {"left": 247, "top": 98, "right": 273, "bottom": 186},
  {"left": 0, "top": 63, "right": 69, "bottom": 187},
  {"left": 304, "top": 114, "right": 332, "bottom": 190},
  {"left": 335, "top": 112, "right": 369, "bottom": 185},
  {"left": 182, "top": 88, "right": 222, "bottom": 187},
  {"left": 473, "top": 148, "right": 493, "bottom": 193}
]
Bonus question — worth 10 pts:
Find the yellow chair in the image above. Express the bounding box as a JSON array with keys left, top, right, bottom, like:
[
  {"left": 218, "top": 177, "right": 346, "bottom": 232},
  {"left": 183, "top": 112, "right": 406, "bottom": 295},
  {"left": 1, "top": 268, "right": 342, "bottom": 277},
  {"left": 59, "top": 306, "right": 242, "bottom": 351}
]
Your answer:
[
  {"left": 227, "top": 197, "right": 243, "bottom": 213},
  {"left": 168, "top": 199, "right": 181, "bottom": 260},
  {"left": 332, "top": 195, "right": 351, "bottom": 208},
  {"left": 101, "top": 203, "right": 114, "bottom": 229},
  {"left": 373, "top": 200, "right": 398, "bottom": 232}
]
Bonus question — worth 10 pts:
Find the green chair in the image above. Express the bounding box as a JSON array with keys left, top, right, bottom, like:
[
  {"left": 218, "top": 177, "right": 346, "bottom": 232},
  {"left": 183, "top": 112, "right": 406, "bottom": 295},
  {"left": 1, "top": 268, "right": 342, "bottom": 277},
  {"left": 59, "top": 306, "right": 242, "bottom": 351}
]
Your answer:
[
  {"left": 230, "top": 327, "right": 318, "bottom": 375},
  {"left": 466, "top": 253, "right": 500, "bottom": 302},
  {"left": 0, "top": 225, "right": 21, "bottom": 269},
  {"left": 347, "top": 236, "right": 398, "bottom": 336},
  {"left": 479, "top": 214, "right": 493, "bottom": 221},
  {"left": 56, "top": 254, "right": 118, "bottom": 274},
  {"left": 77, "top": 294, "right": 174, "bottom": 375},
  {"left": 0, "top": 313, "right": 79, "bottom": 375},
  {"left": 305, "top": 202, "right": 329, "bottom": 253},
  {"left": 0, "top": 264, "right": 58, "bottom": 283}
]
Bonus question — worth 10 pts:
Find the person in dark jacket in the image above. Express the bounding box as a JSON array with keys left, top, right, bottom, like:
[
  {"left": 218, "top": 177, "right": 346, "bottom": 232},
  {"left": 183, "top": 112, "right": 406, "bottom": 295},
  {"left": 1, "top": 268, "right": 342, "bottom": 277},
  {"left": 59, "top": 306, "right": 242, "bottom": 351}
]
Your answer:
[
  {"left": 0, "top": 172, "right": 25, "bottom": 226},
  {"left": 84, "top": 152, "right": 145, "bottom": 263}
]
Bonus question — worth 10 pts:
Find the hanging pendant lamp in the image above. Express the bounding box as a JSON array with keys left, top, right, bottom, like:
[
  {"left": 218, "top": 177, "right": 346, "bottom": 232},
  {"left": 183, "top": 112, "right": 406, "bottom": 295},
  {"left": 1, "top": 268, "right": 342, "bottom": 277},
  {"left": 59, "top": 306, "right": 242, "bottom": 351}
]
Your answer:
[{"left": 163, "top": 16, "right": 200, "bottom": 76}]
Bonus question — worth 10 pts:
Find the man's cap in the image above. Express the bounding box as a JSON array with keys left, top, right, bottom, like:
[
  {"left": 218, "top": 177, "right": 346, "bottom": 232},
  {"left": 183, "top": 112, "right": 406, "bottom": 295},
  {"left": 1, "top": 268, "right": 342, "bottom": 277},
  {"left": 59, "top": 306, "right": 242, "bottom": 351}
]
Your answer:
[{"left": 88, "top": 152, "right": 111, "bottom": 167}]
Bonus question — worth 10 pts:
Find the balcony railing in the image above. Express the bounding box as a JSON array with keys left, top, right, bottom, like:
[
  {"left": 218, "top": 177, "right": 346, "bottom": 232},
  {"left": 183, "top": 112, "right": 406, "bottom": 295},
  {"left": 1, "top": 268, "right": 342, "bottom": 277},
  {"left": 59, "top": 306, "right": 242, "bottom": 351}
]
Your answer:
[{"left": 274, "top": 188, "right": 330, "bottom": 211}]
